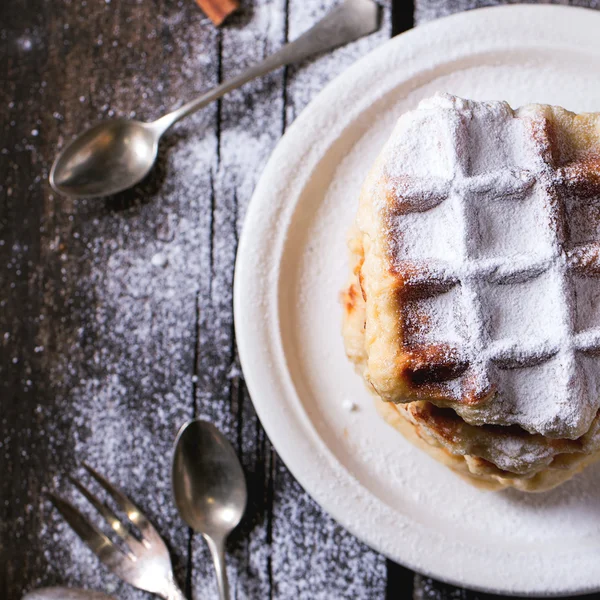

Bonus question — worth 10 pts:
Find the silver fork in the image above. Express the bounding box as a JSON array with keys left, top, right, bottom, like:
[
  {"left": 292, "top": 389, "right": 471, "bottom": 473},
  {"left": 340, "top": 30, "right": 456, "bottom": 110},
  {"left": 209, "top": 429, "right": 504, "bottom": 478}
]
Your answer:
[{"left": 48, "top": 463, "right": 186, "bottom": 600}]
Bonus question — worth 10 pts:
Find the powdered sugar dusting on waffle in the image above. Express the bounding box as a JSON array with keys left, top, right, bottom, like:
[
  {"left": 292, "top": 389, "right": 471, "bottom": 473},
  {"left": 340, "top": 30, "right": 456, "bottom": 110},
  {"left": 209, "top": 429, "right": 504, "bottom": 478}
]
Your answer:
[{"left": 379, "top": 94, "right": 600, "bottom": 439}]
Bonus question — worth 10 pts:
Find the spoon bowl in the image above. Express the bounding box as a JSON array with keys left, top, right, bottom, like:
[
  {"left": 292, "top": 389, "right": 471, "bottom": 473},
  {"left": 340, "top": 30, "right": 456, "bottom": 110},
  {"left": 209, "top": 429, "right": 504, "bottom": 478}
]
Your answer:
[
  {"left": 172, "top": 420, "right": 247, "bottom": 600},
  {"left": 172, "top": 419, "right": 246, "bottom": 536},
  {"left": 50, "top": 119, "right": 159, "bottom": 198}
]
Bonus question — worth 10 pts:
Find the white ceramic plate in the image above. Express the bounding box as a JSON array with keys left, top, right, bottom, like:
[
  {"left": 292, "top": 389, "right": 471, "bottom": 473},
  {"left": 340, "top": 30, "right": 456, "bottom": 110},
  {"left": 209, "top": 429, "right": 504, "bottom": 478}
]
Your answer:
[{"left": 234, "top": 6, "right": 600, "bottom": 596}]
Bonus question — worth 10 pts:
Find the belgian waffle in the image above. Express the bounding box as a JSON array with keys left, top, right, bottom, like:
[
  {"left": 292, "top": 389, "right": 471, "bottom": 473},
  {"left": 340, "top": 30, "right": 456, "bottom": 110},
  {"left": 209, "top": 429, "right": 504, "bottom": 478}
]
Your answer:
[{"left": 342, "top": 94, "right": 600, "bottom": 491}]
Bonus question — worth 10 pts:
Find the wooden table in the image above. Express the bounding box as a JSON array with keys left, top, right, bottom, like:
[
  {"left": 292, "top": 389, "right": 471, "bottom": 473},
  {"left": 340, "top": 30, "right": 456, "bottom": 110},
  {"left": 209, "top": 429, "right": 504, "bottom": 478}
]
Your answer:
[{"left": 2, "top": 1, "right": 599, "bottom": 598}]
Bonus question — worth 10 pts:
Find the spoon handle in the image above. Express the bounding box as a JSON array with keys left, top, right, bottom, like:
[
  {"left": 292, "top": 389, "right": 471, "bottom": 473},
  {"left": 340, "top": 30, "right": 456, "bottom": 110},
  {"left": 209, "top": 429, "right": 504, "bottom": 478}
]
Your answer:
[
  {"left": 204, "top": 534, "right": 229, "bottom": 600},
  {"left": 151, "top": 0, "right": 379, "bottom": 134}
]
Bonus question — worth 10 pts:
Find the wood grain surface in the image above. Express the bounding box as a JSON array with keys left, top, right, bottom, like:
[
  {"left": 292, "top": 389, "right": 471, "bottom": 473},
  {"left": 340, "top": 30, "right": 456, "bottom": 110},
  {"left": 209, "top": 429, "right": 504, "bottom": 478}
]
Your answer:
[{"left": 1, "top": 1, "right": 599, "bottom": 599}]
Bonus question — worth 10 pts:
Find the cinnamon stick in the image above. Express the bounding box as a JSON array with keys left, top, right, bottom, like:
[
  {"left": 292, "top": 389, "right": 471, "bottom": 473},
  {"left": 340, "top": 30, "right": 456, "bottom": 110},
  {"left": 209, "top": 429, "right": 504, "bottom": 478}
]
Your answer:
[{"left": 195, "top": 0, "right": 239, "bottom": 26}]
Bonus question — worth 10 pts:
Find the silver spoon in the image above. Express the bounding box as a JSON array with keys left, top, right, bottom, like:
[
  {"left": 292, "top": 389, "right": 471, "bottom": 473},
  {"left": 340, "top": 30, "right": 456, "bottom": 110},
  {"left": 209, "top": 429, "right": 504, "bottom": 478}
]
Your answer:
[
  {"left": 22, "top": 588, "right": 115, "bottom": 600},
  {"left": 49, "top": 0, "right": 380, "bottom": 198},
  {"left": 172, "top": 420, "right": 247, "bottom": 600}
]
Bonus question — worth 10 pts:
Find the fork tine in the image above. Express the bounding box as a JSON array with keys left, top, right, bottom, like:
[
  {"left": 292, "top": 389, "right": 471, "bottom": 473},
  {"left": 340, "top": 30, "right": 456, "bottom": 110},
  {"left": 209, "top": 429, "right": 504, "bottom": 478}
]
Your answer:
[
  {"left": 48, "top": 492, "right": 130, "bottom": 570},
  {"left": 69, "top": 476, "right": 143, "bottom": 557},
  {"left": 81, "top": 462, "right": 158, "bottom": 541}
]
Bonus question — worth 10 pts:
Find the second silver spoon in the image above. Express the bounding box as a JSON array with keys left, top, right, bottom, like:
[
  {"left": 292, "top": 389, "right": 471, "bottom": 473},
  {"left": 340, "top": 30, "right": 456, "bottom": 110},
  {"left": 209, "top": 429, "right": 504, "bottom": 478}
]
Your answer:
[
  {"left": 172, "top": 420, "right": 247, "bottom": 600},
  {"left": 49, "top": 0, "right": 380, "bottom": 198}
]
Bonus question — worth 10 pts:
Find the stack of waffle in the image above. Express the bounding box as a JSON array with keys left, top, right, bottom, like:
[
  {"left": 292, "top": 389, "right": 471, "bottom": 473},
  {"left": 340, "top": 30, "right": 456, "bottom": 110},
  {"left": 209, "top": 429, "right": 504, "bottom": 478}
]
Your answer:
[{"left": 342, "top": 94, "right": 600, "bottom": 491}]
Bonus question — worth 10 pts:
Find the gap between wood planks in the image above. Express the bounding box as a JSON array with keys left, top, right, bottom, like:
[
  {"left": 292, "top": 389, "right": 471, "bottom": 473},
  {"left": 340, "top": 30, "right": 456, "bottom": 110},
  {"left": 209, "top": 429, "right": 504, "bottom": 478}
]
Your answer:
[{"left": 387, "top": 2, "right": 417, "bottom": 598}]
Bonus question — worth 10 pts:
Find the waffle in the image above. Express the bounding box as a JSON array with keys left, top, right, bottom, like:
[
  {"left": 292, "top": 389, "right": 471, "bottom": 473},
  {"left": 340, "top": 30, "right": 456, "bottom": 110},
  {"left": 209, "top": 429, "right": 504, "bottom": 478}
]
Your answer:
[{"left": 342, "top": 94, "right": 600, "bottom": 491}]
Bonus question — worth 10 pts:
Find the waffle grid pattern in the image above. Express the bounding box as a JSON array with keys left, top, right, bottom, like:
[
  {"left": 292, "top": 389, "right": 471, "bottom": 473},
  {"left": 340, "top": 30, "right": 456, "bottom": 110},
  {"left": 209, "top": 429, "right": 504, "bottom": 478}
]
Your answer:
[{"left": 384, "top": 103, "right": 600, "bottom": 438}]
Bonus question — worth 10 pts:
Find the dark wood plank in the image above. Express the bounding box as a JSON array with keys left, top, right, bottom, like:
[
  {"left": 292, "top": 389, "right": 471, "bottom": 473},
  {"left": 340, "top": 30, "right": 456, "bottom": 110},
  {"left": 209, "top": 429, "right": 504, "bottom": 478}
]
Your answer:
[
  {"left": 1, "top": 2, "right": 51, "bottom": 592},
  {"left": 0, "top": 0, "right": 219, "bottom": 597},
  {"left": 189, "top": 1, "right": 287, "bottom": 597},
  {"left": 392, "top": 0, "right": 415, "bottom": 35},
  {"left": 386, "top": 1, "right": 418, "bottom": 596}
]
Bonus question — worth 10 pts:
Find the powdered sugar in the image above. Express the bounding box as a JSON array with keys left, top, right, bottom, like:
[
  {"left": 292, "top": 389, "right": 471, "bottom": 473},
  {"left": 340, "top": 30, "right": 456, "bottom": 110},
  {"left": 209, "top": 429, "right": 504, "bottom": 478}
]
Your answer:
[
  {"left": 376, "top": 94, "right": 600, "bottom": 439},
  {"left": 342, "top": 398, "right": 359, "bottom": 412}
]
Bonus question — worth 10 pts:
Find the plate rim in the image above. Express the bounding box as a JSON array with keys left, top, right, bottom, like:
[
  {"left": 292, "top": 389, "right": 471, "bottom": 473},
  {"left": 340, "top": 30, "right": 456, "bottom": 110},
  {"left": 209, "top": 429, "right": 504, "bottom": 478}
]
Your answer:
[{"left": 233, "top": 5, "right": 600, "bottom": 596}]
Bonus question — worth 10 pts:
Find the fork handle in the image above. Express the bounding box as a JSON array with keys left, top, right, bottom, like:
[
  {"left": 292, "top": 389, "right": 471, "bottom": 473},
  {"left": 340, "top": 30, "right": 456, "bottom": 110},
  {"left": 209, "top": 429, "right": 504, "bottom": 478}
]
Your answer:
[
  {"left": 164, "top": 589, "right": 186, "bottom": 600},
  {"left": 161, "top": 574, "right": 187, "bottom": 600},
  {"left": 204, "top": 534, "right": 229, "bottom": 600}
]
